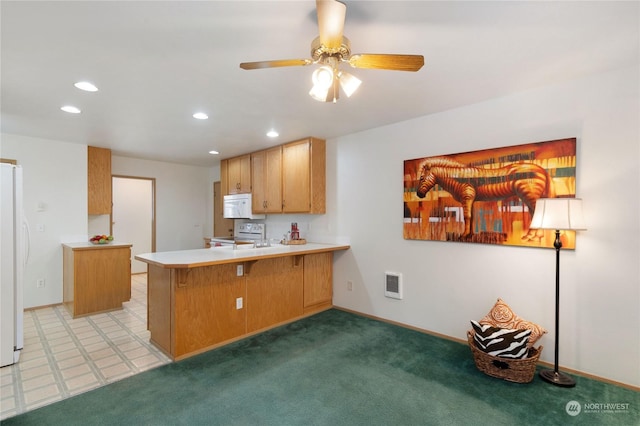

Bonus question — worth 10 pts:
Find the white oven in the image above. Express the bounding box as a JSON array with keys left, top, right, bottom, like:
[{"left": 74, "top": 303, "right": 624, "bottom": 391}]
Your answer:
[{"left": 209, "top": 222, "right": 266, "bottom": 248}]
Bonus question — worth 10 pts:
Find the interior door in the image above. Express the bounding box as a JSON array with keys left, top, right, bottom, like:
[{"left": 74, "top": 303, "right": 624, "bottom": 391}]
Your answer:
[{"left": 112, "top": 176, "right": 155, "bottom": 274}]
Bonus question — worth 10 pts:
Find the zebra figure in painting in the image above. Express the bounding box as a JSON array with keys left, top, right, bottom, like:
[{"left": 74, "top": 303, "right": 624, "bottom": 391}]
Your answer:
[{"left": 416, "top": 157, "right": 554, "bottom": 240}]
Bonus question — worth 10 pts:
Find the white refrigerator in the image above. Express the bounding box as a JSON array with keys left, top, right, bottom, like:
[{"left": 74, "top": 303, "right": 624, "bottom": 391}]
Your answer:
[{"left": 1, "top": 163, "right": 27, "bottom": 367}]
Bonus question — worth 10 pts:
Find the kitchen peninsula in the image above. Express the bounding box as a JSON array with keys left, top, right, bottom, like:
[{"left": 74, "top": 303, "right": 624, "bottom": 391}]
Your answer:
[{"left": 135, "top": 243, "right": 349, "bottom": 360}]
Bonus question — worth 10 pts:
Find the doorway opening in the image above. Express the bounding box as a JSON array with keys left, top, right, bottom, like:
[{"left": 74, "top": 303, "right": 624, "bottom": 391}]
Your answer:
[{"left": 112, "top": 176, "right": 156, "bottom": 274}]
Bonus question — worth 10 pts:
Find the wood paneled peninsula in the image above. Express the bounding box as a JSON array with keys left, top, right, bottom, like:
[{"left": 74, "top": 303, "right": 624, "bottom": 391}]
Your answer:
[{"left": 135, "top": 243, "right": 349, "bottom": 361}]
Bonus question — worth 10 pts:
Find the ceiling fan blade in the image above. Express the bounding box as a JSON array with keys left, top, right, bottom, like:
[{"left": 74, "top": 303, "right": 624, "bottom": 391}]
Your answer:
[
  {"left": 348, "top": 54, "right": 425, "bottom": 72},
  {"left": 240, "top": 59, "right": 312, "bottom": 70},
  {"left": 317, "top": 0, "right": 346, "bottom": 50}
]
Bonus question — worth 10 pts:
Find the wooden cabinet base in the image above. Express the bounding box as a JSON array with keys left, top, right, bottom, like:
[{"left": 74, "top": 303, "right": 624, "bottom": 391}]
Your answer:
[
  {"left": 146, "top": 252, "right": 335, "bottom": 361},
  {"left": 63, "top": 244, "right": 132, "bottom": 318},
  {"left": 246, "top": 256, "right": 303, "bottom": 333}
]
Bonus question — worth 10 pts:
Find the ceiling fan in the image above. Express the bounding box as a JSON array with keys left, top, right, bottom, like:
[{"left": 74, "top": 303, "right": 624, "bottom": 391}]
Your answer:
[{"left": 239, "top": 0, "right": 424, "bottom": 102}]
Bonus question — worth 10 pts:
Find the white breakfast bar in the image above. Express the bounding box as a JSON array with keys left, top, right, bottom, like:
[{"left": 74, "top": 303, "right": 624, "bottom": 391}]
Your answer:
[{"left": 135, "top": 243, "right": 350, "bottom": 360}]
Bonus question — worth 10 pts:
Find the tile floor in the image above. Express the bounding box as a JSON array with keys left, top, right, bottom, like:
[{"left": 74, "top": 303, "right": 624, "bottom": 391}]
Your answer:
[{"left": 0, "top": 274, "right": 171, "bottom": 420}]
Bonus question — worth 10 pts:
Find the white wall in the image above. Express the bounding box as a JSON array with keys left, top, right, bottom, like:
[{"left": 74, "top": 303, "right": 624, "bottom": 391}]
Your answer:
[
  {"left": 111, "top": 156, "right": 214, "bottom": 251},
  {"left": 0, "top": 135, "right": 87, "bottom": 308},
  {"left": 315, "top": 66, "right": 639, "bottom": 387},
  {"left": 0, "top": 135, "right": 217, "bottom": 308}
]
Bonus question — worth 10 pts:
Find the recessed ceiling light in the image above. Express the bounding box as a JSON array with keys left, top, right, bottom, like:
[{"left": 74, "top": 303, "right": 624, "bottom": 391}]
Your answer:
[
  {"left": 61, "top": 105, "right": 81, "bottom": 114},
  {"left": 208, "top": 150, "right": 219, "bottom": 155},
  {"left": 74, "top": 81, "right": 98, "bottom": 92},
  {"left": 266, "top": 130, "right": 279, "bottom": 138},
  {"left": 193, "top": 112, "right": 208, "bottom": 120}
]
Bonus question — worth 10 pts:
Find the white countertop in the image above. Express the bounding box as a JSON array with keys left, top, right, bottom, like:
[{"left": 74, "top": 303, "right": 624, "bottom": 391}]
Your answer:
[
  {"left": 63, "top": 241, "right": 133, "bottom": 250},
  {"left": 135, "top": 242, "right": 350, "bottom": 269}
]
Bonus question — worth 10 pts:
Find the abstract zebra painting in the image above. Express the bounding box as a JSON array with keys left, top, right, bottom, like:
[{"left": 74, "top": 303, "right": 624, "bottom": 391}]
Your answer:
[{"left": 403, "top": 138, "right": 578, "bottom": 248}]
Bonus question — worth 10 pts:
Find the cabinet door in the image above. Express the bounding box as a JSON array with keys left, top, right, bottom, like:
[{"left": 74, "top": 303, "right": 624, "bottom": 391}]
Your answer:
[
  {"left": 264, "top": 147, "right": 282, "bottom": 213},
  {"left": 227, "top": 155, "right": 251, "bottom": 194},
  {"left": 220, "top": 159, "right": 229, "bottom": 197},
  {"left": 246, "top": 256, "right": 303, "bottom": 332},
  {"left": 227, "top": 156, "right": 240, "bottom": 194},
  {"left": 282, "top": 138, "right": 326, "bottom": 214},
  {"left": 303, "top": 252, "right": 333, "bottom": 312},
  {"left": 72, "top": 246, "right": 131, "bottom": 316},
  {"left": 251, "top": 147, "right": 282, "bottom": 213},
  {"left": 251, "top": 151, "right": 265, "bottom": 212},
  {"left": 88, "top": 146, "right": 112, "bottom": 215},
  {"left": 238, "top": 154, "right": 252, "bottom": 193},
  {"left": 282, "top": 140, "right": 310, "bottom": 213}
]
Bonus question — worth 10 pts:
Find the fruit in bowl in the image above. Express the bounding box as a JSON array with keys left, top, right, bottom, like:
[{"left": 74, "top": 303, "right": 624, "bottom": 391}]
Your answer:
[{"left": 90, "top": 234, "right": 114, "bottom": 244}]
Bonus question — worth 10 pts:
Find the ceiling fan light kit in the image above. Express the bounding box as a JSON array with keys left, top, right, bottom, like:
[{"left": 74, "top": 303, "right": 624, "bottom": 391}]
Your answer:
[
  {"left": 308, "top": 54, "right": 361, "bottom": 103},
  {"left": 239, "top": 0, "right": 424, "bottom": 103}
]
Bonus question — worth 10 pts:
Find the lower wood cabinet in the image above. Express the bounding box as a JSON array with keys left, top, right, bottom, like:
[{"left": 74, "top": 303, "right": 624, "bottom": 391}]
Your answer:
[
  {"left": 173, "top": 264, "right": 246, "bottom": 357},
  {"left": 63, "top": 243, "right": 132, "bottom": 318},
  {"left": 303, "top": 252, "right": 333, "bottom": 312},
  {"left": 246, "top": 256, "right": 303, "bottom": 333},
  {"left": 146, "top": 252, "right": 334, "bottom": 360}
]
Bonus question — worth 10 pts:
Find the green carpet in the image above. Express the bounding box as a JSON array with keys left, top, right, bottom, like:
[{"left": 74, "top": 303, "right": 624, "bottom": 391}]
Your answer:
[{"left": 3, "top": 309, "right": 638, "bottom": 425}]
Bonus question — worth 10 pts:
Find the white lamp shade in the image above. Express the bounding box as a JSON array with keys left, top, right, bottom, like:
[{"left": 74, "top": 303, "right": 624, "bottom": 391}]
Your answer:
[
  {"left": 309, "top": 84, "right": 330, "bottom": 102},
  {"left": 530, "top": 198, "right": 587, "bottom": 231},
  {"left": 312, "top": 66, "right": 334, "bottom": 89},
  {"left": 338, "top": 71, "right": 361, "bottom": 97},
  {"left": 310, "top": 65, "right": 337, "bottom": 102}
]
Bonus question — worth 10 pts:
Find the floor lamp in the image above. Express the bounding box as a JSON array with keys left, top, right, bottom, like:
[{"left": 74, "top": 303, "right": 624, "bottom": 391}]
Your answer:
[{"left": 530, "top": 198, "right": 586, "bottom": 388}]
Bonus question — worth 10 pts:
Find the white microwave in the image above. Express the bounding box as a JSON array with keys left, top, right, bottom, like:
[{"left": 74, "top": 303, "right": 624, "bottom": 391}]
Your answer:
[{"left": 223, "top": 194, "right": 265, "bottom": 219}]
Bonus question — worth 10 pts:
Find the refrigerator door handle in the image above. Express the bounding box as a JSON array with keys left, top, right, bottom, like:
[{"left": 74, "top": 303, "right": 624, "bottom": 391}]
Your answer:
[{"left": 22, "top": 220, "right": 30, "bottom": 266}]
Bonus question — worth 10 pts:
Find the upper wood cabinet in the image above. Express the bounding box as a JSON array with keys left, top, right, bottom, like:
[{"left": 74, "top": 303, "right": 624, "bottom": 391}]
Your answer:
[
  {"left": 226, "top": 154, "right": 251, "bottom": 194},
  {"left": 251, "top": 146, "right": 283, "bottom": 214},
  {"left": 282, "top": 137, "right": 326, "bottom": 214},
  {"left": 220, "top": 159, "right": 229, "bottom": 197},
  {"left": 223, "top": 136, "right": 326, "bottom": 215},
  {"left": 87, "top": 146, "right": 112, "bottom": 215}
]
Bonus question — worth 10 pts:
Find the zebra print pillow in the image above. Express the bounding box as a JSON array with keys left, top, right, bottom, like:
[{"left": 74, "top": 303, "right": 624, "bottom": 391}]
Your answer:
[{"left": 470, "top": 320, "right": 532, "bottom": 359}]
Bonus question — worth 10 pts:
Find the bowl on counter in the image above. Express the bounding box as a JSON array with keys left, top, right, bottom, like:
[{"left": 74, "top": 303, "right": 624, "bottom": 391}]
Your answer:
[{"left": 89, "top": 235, "right": 114, "bottom": 245}]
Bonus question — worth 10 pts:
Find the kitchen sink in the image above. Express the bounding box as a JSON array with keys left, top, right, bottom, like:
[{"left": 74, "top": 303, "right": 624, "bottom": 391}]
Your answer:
[
  {"left": 210, "top": 241, "right": 289, "bottom": 251},
  {"left": 233, "top": 242, "right": 287, "bottom": 251}
]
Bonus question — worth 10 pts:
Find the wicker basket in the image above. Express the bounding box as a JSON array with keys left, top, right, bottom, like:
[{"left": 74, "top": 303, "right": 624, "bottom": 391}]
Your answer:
[{"left": 467, "top": 331, "right": 543, "bottom": 383}]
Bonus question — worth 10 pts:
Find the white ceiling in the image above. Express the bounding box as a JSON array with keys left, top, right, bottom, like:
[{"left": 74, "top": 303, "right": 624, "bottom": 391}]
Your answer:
[{"left": 1, "top": 1, "right": 637, "bottom": 167}]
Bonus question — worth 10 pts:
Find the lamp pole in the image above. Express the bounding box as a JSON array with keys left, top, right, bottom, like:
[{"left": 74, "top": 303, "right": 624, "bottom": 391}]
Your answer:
[{"left": 538, "top": 229, "right": 576, "bottom": 387}]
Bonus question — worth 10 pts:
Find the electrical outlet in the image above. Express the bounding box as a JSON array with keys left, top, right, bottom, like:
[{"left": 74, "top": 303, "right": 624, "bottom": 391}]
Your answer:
[
  {"left": 347, "top": 280, "right": 353, "bottom": 291},
  {"left": 36, "top": 279, "right": 45, "bottom": 288},
  {"left": 236, "top": 297, "right": 243, "bottom": 309},
  {"left": 236, "top": 264, "right": 243, "bottom": 276}
]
